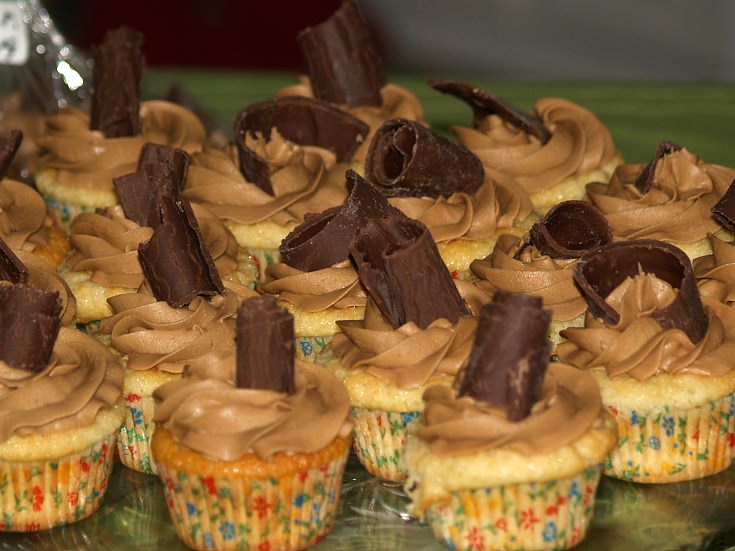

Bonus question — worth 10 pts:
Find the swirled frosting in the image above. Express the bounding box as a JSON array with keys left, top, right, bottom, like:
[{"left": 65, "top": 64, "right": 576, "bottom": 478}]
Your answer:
[
  {"left": 587, "top": 148, "right": 735, "bottom": 243},
  {"left": 0, "top": 178, "right": 54, "bottom": 252},
  {"left": 0, "top": 92, "right": 44, "bottom": 176},
  {"left": 557, "top": 273, "right": 735, "bottom": 379},
  {"left": 452, "top": 98, "right": 618, "bottom": 194},
  {"left": 0, "top": 326, "right": 123, "bottom": 443},
  {"left": 38, "top": 100, "right": 206, "bottom": 192},
  {"left": 694, "top": 234, "right": 735, "bottom": 305}
]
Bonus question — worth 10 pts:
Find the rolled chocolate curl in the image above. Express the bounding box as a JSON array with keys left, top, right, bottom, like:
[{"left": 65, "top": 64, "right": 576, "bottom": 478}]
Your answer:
[
  {"left": 350, "top": 213, "right": 468, "bottom": 329},
  {"left": 280, "top": 170, "right": 399, "bottom": 271},
  {"left": 429, "top": 80, "right": 551, "bottom": 145},
  {"left": 234, "top": 96, "right": 369, "bottom": 195},
  {"left": 236, "top": 296, "right": 295, "bottom": 394},
  {"left": 0, "top": 130, "right": 22, "bottom": 180},
  {"left": 90, "top": 26, "right": 143, "bottom": 138},
  {"left": 712, "top": 177, "right": 735, "bottom": 231},
  {"left": 0, "top": 236, "right": 28, "bottom": 284},
  {"left": 138, "top": 196, "right": 224, "bottom": 308},
  {"left": 365, "top": 118, "right": 484, "bottom": 198},
  {"left": 297, "top": 0, "right": 385, "bottom": 107},
  {"left": 458, "top": 292, "right": 551, "bottom": 421},
  {"left": 573, "top": 240, "right": 708, "bottom": 344},
  {"left": 633, "top": 140, "right": 682, "bottom": 194},
  {"left": 0, "top": 284, "right": 61, "bottom": 372}
]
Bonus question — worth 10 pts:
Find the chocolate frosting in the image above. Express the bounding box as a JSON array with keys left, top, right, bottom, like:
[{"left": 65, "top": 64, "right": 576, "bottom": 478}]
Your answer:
[
  {"left": 712, "top": 178, "right": 735, "bottom": 231},
  {"left": 0, "top": 178, "right": 50, "bottom": 253},
  {"left": 694, "top": 235, "right": 735, "bottom": 306},
  {"left": 0, "top": 235, "right": 27, "bottom": 283},
  {"left": 0, "top": 130, "right": 22, "bottom": 180},
  {"left": 633, "top": 140, "right": 682, "bottom": 194},
  {"left": 365, "top": 118, "right": 484, "bottom": 199}
]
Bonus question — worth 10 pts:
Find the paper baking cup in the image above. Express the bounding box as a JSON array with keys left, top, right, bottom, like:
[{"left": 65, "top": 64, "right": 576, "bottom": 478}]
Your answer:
[
  {"left": 117, "top": 391, "right": 158, "bottom": 475},
  {"left": 0, "top": 432, "right": 116, "bottom": 532},
  {"left": 296, "top": 335, "right": 332, "bottom": 363},
  {"left": 351, "top": 407, "right": 422, "bottom": 482},
  {"left": 424, "top": 465, "right": 601, "bottom": 551},
  {"left": 249, "top": 248, "right": 282, "bottom": 282},
  {"left": 156, "top": 447, "right": 349, "bottom": 551},
  {"left": 603, "top": 393, "right": 735, "bottom": 483},
  {"left": 41, "top": 196, "right": 94, "bottom": 232}
]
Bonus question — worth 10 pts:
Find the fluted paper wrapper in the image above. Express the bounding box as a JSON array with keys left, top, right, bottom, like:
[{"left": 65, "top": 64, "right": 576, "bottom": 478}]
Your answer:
[{"left": 117, "top": 391, "right": 158, "bottom": 475}]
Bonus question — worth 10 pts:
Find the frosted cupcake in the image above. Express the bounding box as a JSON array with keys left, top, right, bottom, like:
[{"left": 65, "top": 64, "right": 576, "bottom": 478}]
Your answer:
[{"left": 431, "top": 80, "right": 622, "bottom": 213}]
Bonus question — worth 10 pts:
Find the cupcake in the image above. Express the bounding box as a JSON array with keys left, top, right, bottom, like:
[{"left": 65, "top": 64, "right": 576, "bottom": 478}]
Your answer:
[
  {"left": 557, "top": 240, "right": 735, "bottom": 483},
  {"left": 470, "top": 200, "right": 612, "bottom": 347},
  {"left": 152, "top": 295, "right": 353, "bottom": 551},
  {"left": 431, "top": 80, "right": 622, "bottom": 213},
  {"left": 586, "top": 141, "right": 735, "bottom": 260},
  {"left": 0, "top": 284, "right": 125, "bottom": 531},
  {"left": 405, "top": 291, "right": 616, "bottom": 551}
]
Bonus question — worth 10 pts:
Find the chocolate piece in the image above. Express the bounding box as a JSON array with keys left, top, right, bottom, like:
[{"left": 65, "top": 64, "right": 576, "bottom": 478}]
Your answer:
[
  {"left": 280, "top": 170, "right": 399, "bottom": 271},
  {"left": 164, "top": 83, "right": 220, "bottom": 134},
  {"left": 429, "top": 80, "right": 552, "bottom": 145},
  {"left": 712, "top": 177, "right": 735, "bottom": 231},
  {"left": 350, "top": 213, "right": 468, "bottom": 328},
  {"left": 236, "top": 296, "right": 295, "bottom": 394},
  {"left": 0, "top": 130, "right": 22, "bottom": 180},
  {"left": 523, "top": 200, "right": 612, "bottom": 259},
  {"left": 0, "top": 285, "right": 61, "bottom": 372},
  {"left": 138, "top": 196, "right": 224, "bottom": 308},
  {"left": 365, "top": 118, "right": 484, "bottom": 198},
  {"left": 458, "top": 292, "right": 551, "bottom": 421},
  {"left": 573, "top": 240, "right": 708, "bottom": 343},
  {"left": 297, "top": 0, "right": 385, "bottom": 107},
  {"left": 90, "top": 27, "right": 143, "bottom": 138},
  {"left": 0, "top": 236, "right": 28, "bottom": 284},
  {"left": 633, "top": 140, "right": 682, "bottom": 194},
  {"left": 234, "top": 96, "right": 369, "bottom": 195}
]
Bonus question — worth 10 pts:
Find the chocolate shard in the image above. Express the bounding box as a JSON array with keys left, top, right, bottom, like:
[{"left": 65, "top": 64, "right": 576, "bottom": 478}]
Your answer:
[
  {"left": 280, "top": 170, "right": 400, "bottom": 271},
  {"left": 90, "top": 26, "right": 143, "bottom": 138},
  {"left": 364, "top": 118, "right": 484, "bottom": 198},
  {"left": 0, "top": 284, "right": 61, "bottom": 372},
  {"left": 633, "top": 140, "right": 682, "bottom": 194},
  {"left": 429, "top": 80, "right": 552, "bottom": 145},
  {"left": 573, "top": 240, "right": 708, "bottom": 343},
  {"left": 712, "top": 177, "right": 735, "bottom": 231},
  {"left": 234, "top": 96, "right": 369, "bottom": 195},
  {"left": 297, "top": 0, "right": 386, "bottom": 107},
  {"left": 458, "top": 292, "right": 551, "bottom": 421},
  {"left": 236, "top": 296, "right": 295, "bottom": 394},
  {"left": 0, "top": 236, "right": 28, "bottom": 284},
  {"left": 350, "top": 213, "right": 468, "bottom": 329},
  {"left": 138, "top": 196, "right": 224, "bottom": 308},
  {"left": 164, "top": 83, "right": 220, "bottom": 134},
  {"left": 0, "top": 130, "right": 22, "bottom": 180},
  {"left": 523, "top": 200, "right": 612, "bottom": 260}
]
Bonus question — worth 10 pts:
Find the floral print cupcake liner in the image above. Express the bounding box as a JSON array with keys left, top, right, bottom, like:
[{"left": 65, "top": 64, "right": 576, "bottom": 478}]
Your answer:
[
  {"left": 117, "top": 392, "right": 157, "bottom": 475},
  {"left": 42, "top": 196, "right": 94, "bottom": 232},
  {"left": 157, "top": 448, "right": 349, "bottom": 551},
  {"left": 351, "top": 407, "right": 422, "bottom": 482},
  {"left": 604, "top": 393, "right": 735, "bottom": 483},
  {"left": 296, "top": 335, "right": 332, "bottom": 363},
  {"left": 0, "top": 432, "right": 116, "bottom": 532},
  {"left": 424, "top": 465, "right": 601, "bottom": 551}
]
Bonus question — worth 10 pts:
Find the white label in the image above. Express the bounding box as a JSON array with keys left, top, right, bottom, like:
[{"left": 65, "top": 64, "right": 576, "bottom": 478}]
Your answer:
[{"left": 0, "top": 2, "right": 28, "bottom": 65}]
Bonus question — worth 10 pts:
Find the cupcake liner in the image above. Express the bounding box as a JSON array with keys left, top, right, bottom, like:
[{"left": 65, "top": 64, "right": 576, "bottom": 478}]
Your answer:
[
  {"left": 296, "top": 335, "right": 332, "bottom": 363},
  {"left": 0, "top": 432, "right": 116, "bottom": 532},
  {"left": 604, "top": 392, "right": 735, "bottom": 483},
  {"left": 156, "top": 447, "right": 349, "bottom": 551},
  {"left": 250, "top": 248, "right": 282, "bottom": 282},
  {"left": 351, "top": 407, "right": 422, "bottom": 482},
  {"left": 424, "top": 465, "right": 601, "bottom": 551},
  {"left": 117, "top": 391, "right": 157, "bottom": 475},
  {"left": 42, "top": 196, "right": 94, "bottom": 232}
]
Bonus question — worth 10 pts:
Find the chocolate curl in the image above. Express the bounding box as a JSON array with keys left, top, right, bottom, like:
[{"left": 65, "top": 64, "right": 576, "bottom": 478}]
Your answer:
[
  {"left": 234, "top": 96, "right": 369, "bottom": 196},
  {"left": 236, "top": 296, "right": 295, "bottom": 394},
  {"left": 573, "top": 240, "right": 708, "bottom": 343},
  {"left": 365, "top": 118, "right": 484, "bottom": 198},
  {"left": 90, "top": 27, "right": 143, "bottom": 138},
  {"left": 0, "top": 236, "right": 28, "bottom": 284},
  {"left": 297, "top": 0, "right": 386, "bottom": 107},
  {"left": 429, "top": 80, "right": 551, "bottom": 145},
  {"left": 523, "top": 200, "right": 612, "bottom": 260},
  {"left": 138, "top": 196, "right": 224, "bottom": 308},
  {"left": 458, "top": 292, "right": 551, "bottom": 421},
  {"left": 712, "top": 177, "right": 735, "bottom": 231},
  {"left": 0, "top": 130, "right": 22, "bottom": 180},
  {"left": 280, "top": 170, "right": 399, "bottom": 271},
  {"left": 633, "top": 140, "right": 682, "bottom": 194},
  {"left": 350, "top": 213, "right": 468, "bottom": 329},
  {"left": 0, "top": 285, "right": 61, "bottom": 372}
]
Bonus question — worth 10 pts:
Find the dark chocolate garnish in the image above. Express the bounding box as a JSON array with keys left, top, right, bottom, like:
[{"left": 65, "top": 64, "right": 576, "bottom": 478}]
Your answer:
[
  {"left": 297, "top": 0, "right": 386, "bottom": 107},
  {"left": 0, "top": 130, "right": 22, "bottom": 180},
  {"left": 138, "top": 196, "right": 224, "bottom": 308},
  {"left": 633, "top": 140, "right": 682, "bottom": 194},
  {"left": 0, "top": 284, "right": 61, "bottom": 372},
  {"left": 280, "top": 170, "right": 399, "bottom": 271},
  {"left": 573, "top": 240, "right": 708, "bottom": 343},
  {"left": 235, "top": 296, "right": 295, "bottom": 394},
  {"left": 350, "top": 213, "right": 468, "bottom": 329},
  {"left": 0, "top": 236, "right": 28, "bottom": 284},
  {"left": 90, "top": 27, "right": 143, "bottom": 138},
  {"left": 164, "top": 83, "right": 220, "bottom": 134},
  {"left": 234, "top": 96, "right": 369, "bottom": 195},
  {"left": 429, "top": 80, "right": 552, "bottom": 145},
  {"left": 712, "top": 177, "right": 735, "bottom": 232},
  {"left": 364, "top": 118, "right": 484, "bottom": 198},
  {"left": 458, "top": 292, "right": 551, "bottom": 421}
]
